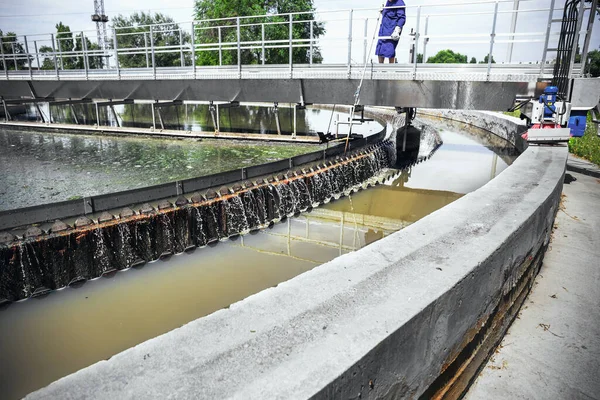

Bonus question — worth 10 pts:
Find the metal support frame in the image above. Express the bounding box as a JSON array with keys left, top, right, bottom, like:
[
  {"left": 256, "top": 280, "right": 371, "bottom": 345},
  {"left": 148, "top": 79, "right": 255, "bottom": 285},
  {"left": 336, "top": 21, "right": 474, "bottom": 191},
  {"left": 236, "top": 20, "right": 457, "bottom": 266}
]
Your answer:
[
  {"left": 579, "top": 0, "right": 598, "bottom": 77},
  {"left": 35, "top": 103, "right": 45, "bottom": 123},
  {"left": 156, "top": 107, "right": 165, "bottom": 130},
  {"left": 11, "top": 43, "right": 17, "bottom": 71},
  {"left": 209, "top": 101, "right": 218, "bottom": 133},
  {"left": 57, "top": 39, "right": 63, "bottom": 70},
  {"left": 151, "top": 101, "right": 156, "bottom": 129},
  {"left": 110, "top": 104, "right": 120, "bottom": 127},
  {"left": 412, "top": 6, "right": 421, "bottom": 80},
  {"left": 50, "top": 33, "right": 59, "bottom": 79},
  {"left": 293, "top": 103, "right": 297, "bottom": 138},
  {"left": 95, "top": 102, "right": 100, "bottom": 125},
  {"left": 2, "top": 98, "right": 11, "bottom": 121},
  {"left": 70, "top": 104, "right": 80, "bottom": 124},
  {"left": 540, "top": 0, "right": 556, "bottom": 76},
  {"left": 274, "top": 102, "right": 282, "bottom": 135},
  {"left": 486, "top": 2, "right": 499, "bottom": 81},
  {"left": 506, "top": 0, "right": 520, "bottom": 63}
]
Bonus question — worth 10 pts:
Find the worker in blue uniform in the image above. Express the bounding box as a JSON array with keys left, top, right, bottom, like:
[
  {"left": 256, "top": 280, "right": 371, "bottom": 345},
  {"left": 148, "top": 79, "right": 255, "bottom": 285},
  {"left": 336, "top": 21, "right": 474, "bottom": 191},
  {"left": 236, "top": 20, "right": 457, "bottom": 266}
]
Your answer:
[{"left": 376, "top": 0, "right": 406, "bottom": 63}]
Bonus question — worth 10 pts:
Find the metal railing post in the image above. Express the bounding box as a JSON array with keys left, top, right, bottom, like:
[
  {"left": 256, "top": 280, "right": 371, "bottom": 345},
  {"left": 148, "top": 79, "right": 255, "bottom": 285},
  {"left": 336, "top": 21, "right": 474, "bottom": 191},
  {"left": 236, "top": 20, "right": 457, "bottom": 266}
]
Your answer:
[
  {"left": 218, "top": 26, "right": 222, "bottom": 66},
  {"left": 24, "top": 36, "right": 32, "bottom": 79},
  {"left": 81, "top": 32, "right": 89, "bottom": 79},
  {"left": 112, "top": 29, "right": 120, "bottom": 79},
  {"left": 237, "top": 17, "right": 241, "bottom": 78},
  {"left": 191, "top": 22, "right": 196, "bottom": 78},
  {"left": 0, "top": 37, "right": 8, "bottom": 79},
  {"left": 261, "top": 23, "right": 265, "bottom": 65},
  {"left": 540, "top": 0, "right": 556, "bottom": 77},
  {"left": 422, "top": 16, "right": 429, "bottom": 63},
  {"left": 289, "top": 15, "right": 293, "bottom": 78},
  {"left": 310, "top": 20, "right": 314, "bottom": 65},
  {"left": 57, "top": 38, "right": 63, "bottom": 70},
  {"left": 412, "top": 6, "right": 421, "bottom": 80},
  {"left": 486, "top": 2, "right": 499, "bottom": 81},
  {"left": 363, "top": 18, "right": 368, "bottom": 64},
  {"left": 34, "top": 40, "right": 40, "bottom": 72},
  {"left": 50, "top": 33, "right": 58, "bottom": 79},
  {"left": 150, "top": 26, "right": 156, "bottom": 79},
  {"left": 347, "top": 9, "right": 353, "bottom": 77},
  {"left": 144, "top": 32, "right": 149, "bottom": 68},
  {"left": 12, "top": 43, "right": 18, "bottom": 71},
  {"left": 179, "top": 28, "right": 184, "bottom": 67}
]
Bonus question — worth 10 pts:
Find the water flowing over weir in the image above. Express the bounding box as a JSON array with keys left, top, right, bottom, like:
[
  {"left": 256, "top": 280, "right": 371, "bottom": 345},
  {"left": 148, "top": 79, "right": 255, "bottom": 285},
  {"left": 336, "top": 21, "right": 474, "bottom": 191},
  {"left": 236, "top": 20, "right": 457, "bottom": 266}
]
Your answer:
[{"left": 0, "top": 141, "right": 402, "bottom": 303}]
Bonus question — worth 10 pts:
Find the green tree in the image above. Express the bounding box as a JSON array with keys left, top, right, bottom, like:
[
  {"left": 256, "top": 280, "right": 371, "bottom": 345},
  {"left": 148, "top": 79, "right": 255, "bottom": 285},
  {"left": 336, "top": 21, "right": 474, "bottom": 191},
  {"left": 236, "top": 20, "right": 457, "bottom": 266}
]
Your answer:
[
  {"left": 584, "top": 49, "right": 600, "bottom": 77},
  {"left": 55, "top": 22, "right": 77, "bottom": 69},
  {"left": 479, "top": 54, "right": 496, "bottom": 64},
  {"left": 38, "top": 45, "right": 56, "bottom": 69},
  {"left": 416, "top": 53, "right": 423, "bottom": 63},
  {"left": 193, "top": 0, "right": 325, "bottom": 66},
  {"left": 426, "top": 49, "right": 467, "bottom": 64},
  {"left": 0, "top": 29, "right": 29, "bottom": 70},
  {"left": 112, "top": 12, "right": 191, "bottom": 68},
  {"left": 469, "top": 57, "right": 477, "bottom": 64}
]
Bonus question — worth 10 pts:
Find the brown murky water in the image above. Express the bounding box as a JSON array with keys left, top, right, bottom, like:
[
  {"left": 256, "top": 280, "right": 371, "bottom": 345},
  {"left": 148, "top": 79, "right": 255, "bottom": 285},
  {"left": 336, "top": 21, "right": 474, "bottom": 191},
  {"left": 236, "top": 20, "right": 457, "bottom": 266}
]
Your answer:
[{"left": 0, "top": 118, "right": 516, "bottom": 399}]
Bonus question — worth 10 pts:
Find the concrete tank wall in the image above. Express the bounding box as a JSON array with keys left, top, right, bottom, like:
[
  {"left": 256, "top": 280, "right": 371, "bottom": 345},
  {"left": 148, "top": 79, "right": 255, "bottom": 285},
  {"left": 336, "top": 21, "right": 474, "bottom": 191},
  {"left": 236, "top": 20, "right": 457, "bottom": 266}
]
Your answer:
[{"left": 28, "top": 112, "right": 567, "bottom": 399}]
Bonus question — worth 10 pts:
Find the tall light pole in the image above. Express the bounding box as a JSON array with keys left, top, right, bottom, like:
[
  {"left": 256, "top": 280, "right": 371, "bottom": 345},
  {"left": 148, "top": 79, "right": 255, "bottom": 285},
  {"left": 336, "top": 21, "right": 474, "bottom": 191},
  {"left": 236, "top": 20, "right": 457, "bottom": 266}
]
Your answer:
[{"left": 91, "top": 0, "right": 109, "bottom": 52}]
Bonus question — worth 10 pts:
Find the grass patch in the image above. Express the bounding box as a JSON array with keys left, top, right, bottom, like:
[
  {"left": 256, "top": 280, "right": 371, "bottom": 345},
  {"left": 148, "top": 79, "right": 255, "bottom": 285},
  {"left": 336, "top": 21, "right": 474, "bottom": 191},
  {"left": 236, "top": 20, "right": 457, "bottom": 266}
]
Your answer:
[{"left": 568, "top": 112, "right": 600, "bottom": 166}]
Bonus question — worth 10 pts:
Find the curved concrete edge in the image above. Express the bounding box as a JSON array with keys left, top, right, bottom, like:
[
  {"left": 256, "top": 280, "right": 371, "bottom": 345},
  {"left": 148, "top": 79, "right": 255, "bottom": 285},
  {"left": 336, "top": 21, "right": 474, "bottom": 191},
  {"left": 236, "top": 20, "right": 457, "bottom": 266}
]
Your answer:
[{"left": 28, "top": 126, "right": 568, "bottom": 400}]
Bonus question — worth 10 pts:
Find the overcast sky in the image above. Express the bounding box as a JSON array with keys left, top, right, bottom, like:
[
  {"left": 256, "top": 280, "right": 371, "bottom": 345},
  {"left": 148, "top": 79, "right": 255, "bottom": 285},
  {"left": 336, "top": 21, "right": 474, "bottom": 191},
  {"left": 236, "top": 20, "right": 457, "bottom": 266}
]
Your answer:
[{"left": 0, "top": 0, "right": 598, "bottom": 65}]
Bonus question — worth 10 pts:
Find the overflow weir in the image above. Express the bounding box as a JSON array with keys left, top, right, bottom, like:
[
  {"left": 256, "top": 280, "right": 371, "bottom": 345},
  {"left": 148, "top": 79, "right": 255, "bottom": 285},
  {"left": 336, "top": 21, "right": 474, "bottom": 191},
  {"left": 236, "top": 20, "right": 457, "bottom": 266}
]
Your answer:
[{"left": 1, "top": 108, "right": 439, "bottom": 304}]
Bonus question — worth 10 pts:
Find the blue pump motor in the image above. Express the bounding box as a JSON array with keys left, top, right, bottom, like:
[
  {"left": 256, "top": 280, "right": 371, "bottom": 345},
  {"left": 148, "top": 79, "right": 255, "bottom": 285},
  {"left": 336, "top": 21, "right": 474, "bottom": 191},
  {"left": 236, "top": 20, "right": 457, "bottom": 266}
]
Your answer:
[{"left": 540, "top": 86, "right": 559, "bottom": 120}]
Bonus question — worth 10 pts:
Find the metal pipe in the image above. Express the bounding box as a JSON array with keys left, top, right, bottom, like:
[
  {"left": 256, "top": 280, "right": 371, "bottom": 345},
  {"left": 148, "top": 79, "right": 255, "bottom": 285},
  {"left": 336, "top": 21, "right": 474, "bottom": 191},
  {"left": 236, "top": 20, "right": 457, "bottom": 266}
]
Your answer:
[
  {"left": 486, "top": 2, "right": 499, "bottom": 81},
  {"left": 274, "top": 102, "right": 281, "bottom": 135},
  {"left": 95, "top": 102, "right": 100, "bottom": 126},
  {"left": 35, "top": 103, "right": 45, "bottom": 123},
  {"left": 293, "top": 104, "right": 297, "bottom": 138},
  {"left": 539, "top": 0, "right": 555, "bottom": 77},
  {"left": 111, "top": 105, "right": 120, "bottom": 127},
  {"left": 412, "top": 6, "right": 421, "bottom": 79},
  {"left": 506, "top": 0, "right": 520, "bottom": 63},
  {"left": 12, "top": 43, "right": 17, "bottom": 71},
  {"left": 2, "top": 99, "right": 10, "bottom": 121},
  {"left": 347, "top": 9, "right": 353, "bottom": 76}
]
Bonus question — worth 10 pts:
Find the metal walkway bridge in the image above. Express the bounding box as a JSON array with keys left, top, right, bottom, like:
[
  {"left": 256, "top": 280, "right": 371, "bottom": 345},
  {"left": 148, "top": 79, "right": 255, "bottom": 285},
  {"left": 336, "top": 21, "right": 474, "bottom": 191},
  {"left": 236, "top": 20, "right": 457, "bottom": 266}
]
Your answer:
[{"left": 0, "top": 0, "right": 598, "bottom": 111}]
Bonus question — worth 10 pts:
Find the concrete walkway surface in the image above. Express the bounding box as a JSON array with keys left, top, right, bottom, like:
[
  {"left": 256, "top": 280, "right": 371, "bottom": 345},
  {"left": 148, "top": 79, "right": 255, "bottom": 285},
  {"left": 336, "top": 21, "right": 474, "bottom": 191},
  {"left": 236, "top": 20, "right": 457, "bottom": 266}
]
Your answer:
[
  {"left": 567, "top": 153, "right": 600, "bottom": 178},
  {"left": 466, "top": 168, "right": 600, "bottom": 399}
]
